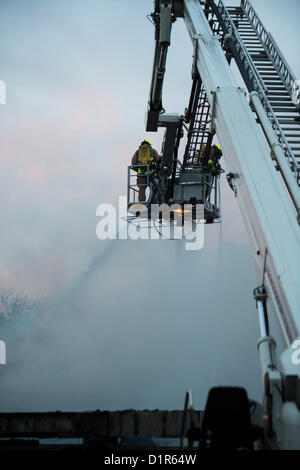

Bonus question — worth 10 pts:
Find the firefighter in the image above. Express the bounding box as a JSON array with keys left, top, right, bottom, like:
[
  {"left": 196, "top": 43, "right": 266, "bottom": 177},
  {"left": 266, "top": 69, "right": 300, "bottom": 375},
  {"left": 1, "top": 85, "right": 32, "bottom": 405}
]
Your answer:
[
  {"left": 131, "top": 140, "right": 160, "bottom": 202},
  {"left": 209, "top": 145, "right": 222, "bottom": 174},
  {"left": 194, "top": 144, "right": 222, "bottom": 199},
  {"left": 195, "top": 144, "right": 222, "bottom": 173}
]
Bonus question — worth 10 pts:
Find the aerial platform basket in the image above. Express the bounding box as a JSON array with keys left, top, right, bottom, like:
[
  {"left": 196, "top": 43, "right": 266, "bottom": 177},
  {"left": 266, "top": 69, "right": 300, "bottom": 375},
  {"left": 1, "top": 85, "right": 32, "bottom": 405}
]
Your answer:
[{"left": 127, "top": 163, "right": 221, "bottom": 224}]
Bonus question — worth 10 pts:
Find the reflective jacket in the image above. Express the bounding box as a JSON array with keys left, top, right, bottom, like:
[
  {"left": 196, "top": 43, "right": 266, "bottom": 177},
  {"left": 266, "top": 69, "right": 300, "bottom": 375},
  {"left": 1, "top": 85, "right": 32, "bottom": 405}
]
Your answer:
[
  {"left": 194, "top": 145, "right": 221, "bottom": 175},
  {"left": 132, "top": 145, "right": 160, "bottom": 174}
]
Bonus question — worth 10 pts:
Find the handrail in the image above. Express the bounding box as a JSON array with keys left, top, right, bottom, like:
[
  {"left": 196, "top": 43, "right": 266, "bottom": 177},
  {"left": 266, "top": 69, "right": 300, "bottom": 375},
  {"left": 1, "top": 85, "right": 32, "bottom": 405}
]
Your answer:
[
  {"left": 241, "top": 0, "right": 297, "bottom": 99},
  {"left": 213, "top": 0, "right": 299, "bottom": 182}
]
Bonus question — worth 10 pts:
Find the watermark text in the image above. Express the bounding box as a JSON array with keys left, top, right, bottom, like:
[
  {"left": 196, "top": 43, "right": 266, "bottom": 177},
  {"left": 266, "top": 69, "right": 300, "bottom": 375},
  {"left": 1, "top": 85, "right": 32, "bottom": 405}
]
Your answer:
[{"left": 96, "top": 196, "right": 205, "bottom": 251}]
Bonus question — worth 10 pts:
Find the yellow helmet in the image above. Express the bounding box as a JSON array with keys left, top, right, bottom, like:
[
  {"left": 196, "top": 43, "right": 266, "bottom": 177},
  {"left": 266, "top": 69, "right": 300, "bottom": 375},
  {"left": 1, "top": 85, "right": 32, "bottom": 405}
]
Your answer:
[{"left": 141, "top": 139, "right": 151, "bottom": 146}]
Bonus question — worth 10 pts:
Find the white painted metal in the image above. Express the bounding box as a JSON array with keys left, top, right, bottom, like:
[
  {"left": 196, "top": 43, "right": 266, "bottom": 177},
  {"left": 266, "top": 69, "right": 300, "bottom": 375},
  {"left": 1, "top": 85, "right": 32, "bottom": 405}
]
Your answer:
[
  {"left": 250, "top": 91, "right": 300, "bottom": 220},
  {"left": 182, "top": 0, "right": 300, "bottom": 449}
]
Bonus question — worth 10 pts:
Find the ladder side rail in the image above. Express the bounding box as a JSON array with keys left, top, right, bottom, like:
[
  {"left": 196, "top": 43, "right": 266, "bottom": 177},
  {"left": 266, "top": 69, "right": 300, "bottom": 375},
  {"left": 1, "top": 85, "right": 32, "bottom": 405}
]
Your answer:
[
  {"left": 213, "top": 0, "right": 299, "bottom": 183},
  {"left": 216, "top": 0, "right": 267, "bottom": 94},
  {"left": 241, "top": 0, "right": 297, "bottom": 100}
]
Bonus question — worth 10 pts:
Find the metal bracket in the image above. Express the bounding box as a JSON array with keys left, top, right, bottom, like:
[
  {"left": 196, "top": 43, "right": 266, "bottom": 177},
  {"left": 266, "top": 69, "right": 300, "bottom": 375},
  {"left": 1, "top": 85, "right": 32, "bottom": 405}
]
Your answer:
[
  {"left": 253, "top": 247, "right": 269, "bottom": 302},
  {"left": 159, "top": 3, "right": 173, "bottom": 45},
  {"left": 191, "top": 33, "right": 205, "bottom": 78},
  {"left": 192, "top": 32, "right": 215, "bottom": 43},
  {"left": 210, "top": 88, "right": 219, "bottom": 133},
  {"left": 270, "top": 142, "right": 284, "bottom": 165},
  {"left": 191, "top": 32, "right": 218, "bottom": 78},
  {"left": 253, "top": 285, "right": 268, "bottom": 304},
  {"left": 261, "top": 246, "right": 268, "bottom": 286},
  {"left": 237, "top": 86, "right": 247, "bottom": 97},
  {"left": 226, "top": 171, "right": 239, "bottom": 197}
]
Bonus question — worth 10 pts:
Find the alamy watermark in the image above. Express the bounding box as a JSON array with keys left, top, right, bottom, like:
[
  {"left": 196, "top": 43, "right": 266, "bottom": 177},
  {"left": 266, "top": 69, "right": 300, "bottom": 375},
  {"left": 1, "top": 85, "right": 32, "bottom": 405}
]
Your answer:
[
  {"left": 0, "top": 80, "right": 6, "bottom": 104},
  {"left": 0, "top": 340, "right": 6, "bottom": 365},
  {"left": 96, "top": 196, "right": 204, "bottom": 251},
  {"left": 291, "top": 339, "right": 300, "bottom": 365}
]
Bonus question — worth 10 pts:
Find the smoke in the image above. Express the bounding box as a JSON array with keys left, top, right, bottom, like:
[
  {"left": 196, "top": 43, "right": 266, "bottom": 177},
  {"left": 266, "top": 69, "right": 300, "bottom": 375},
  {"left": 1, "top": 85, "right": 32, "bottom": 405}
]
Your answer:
[
  {"left": 70, "top": 239, "right": 124, "bottom": 292},
  {"left": 0, "top": 223, "right": 262, "bottom": 414}
]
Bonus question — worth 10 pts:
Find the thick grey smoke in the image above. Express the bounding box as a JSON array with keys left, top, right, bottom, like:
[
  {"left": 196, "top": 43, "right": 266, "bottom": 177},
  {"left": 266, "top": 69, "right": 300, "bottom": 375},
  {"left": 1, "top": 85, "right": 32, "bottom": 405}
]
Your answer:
[{"left": 0, "top": 199, "right": 263, "bottom": 413}]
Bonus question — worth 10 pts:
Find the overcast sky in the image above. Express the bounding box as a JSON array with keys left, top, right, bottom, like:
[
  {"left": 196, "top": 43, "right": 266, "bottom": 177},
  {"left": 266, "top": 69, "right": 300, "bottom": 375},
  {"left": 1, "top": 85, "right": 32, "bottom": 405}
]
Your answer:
[{"left": 0, "top": 0, "right": 299, "bottom": 412}]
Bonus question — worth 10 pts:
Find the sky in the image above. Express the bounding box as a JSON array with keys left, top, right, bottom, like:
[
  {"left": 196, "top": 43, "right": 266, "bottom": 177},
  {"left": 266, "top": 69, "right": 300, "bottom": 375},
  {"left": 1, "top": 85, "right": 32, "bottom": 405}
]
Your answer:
[{"left": 0, "top": 0, "right": 299, "bottom": 413}]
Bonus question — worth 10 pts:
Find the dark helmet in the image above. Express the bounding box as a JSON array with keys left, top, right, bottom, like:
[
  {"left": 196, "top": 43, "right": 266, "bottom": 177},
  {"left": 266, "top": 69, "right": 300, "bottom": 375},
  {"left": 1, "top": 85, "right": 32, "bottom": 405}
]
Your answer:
[{"left": 141, "top": 139, "right": 151, "bottom": 146}]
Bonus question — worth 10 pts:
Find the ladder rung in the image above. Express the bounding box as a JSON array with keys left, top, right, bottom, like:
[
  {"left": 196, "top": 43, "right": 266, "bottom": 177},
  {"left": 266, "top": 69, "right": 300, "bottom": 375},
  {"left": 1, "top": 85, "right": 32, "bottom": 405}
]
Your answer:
[
  {"left": 266, "top": 87, "right": 288, "bottom": 90},
  {"left": 280, "top": 121, "right": 300, "bottom": 125},
  {"left": 257, "top": 68, "right": 277, "bottom": 72},
  {"left": 268, "top": 97, "right": 290, "bottom": 101},
  {"left": 274, "top": 109, "right": 299, "bottom": 113},
  {"left": 266, "top": 91, "right": 289, "bottom": 95},
  {"left": 248, "top": 50, "right": 266, "bottom": 54},
  {"left": 240, "top": 36, "right": 258, "bottom": 39},
  {"left": 278, "top": 119, "right": 300, "bottom": 122},
  {"left": 275, "top": 107, "right": 299, "bottom": 112},
  {"left": 259, "top": 72, "right": 279, "bottom": 76},
  {"left": 251, "top": 53, "right": 269, "bottom": 57},
  {"left": 270, "top": 102, "right": 295, "bottom": 106}
]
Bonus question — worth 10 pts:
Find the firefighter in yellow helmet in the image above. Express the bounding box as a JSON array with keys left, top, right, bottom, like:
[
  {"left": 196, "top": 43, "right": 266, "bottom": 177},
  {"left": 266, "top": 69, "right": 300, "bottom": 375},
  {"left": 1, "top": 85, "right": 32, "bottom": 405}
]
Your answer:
[
  {"left": 194, "top": 144, "right": 222, "bottom": 173},
  {"left": 131, "top": 140, "right": 160, "bottom": 202},
  {"left": 194, "top": 144, "right": 222, "bottom": 198}
]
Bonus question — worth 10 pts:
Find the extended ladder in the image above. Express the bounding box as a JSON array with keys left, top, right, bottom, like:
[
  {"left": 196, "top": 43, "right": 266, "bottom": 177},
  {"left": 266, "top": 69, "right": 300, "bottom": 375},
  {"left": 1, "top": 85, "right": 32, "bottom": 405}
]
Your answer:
[
  {"left": 204, "top": 0, "right": 300, "bottom": 185},
  {"left": 183, "top": 80, "right": 213, "bottom": 165}
]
